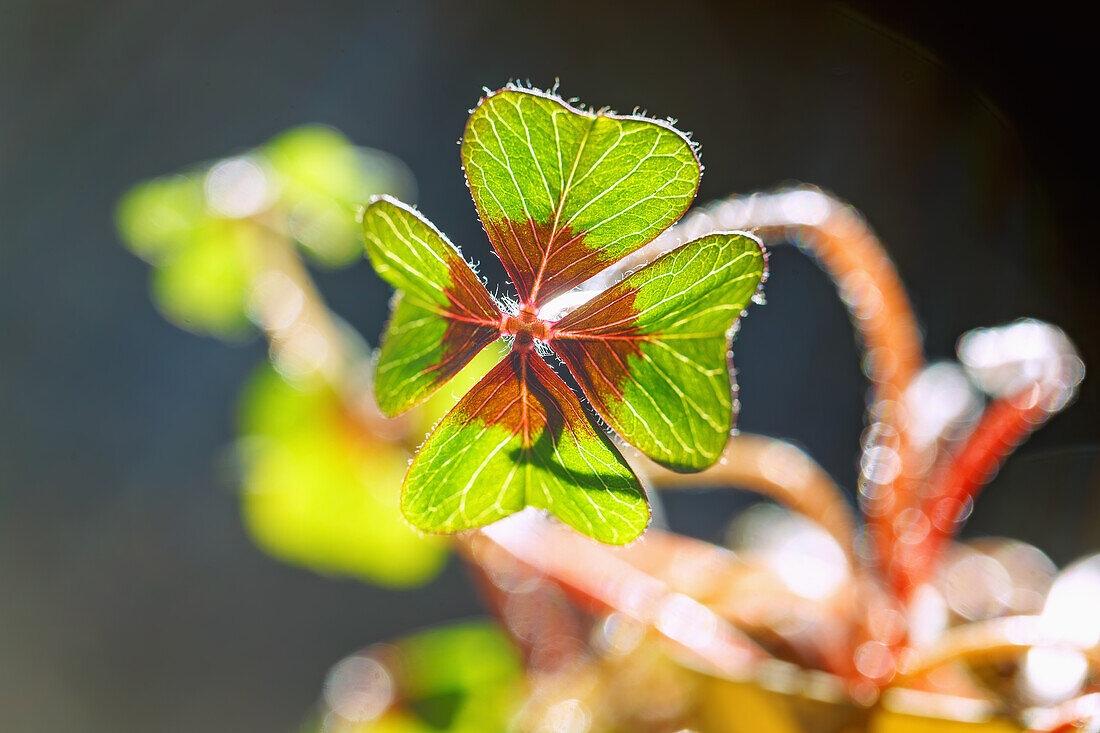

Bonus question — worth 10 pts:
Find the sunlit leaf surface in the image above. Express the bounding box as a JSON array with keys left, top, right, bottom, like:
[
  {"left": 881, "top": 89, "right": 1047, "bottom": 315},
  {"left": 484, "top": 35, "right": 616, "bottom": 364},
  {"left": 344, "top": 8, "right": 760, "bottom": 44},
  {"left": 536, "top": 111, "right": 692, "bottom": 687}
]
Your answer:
[
  {"left": 403, "top": 352, "right": 648, "bottom": 544},
  {"left": 362, "top": 197, "right": 502, "bottom": 416},
  {"left": 462, "top": 87, "right": 701, "bottom": 307},
  {"left": 553, "top": 233, "right": 766, "bottom": 470},
  {"left": 412, "top": 339, "right": 510, "bottom": 442},
  {"left": 239, "top": 364, "right": 447, "bottom": 586}
]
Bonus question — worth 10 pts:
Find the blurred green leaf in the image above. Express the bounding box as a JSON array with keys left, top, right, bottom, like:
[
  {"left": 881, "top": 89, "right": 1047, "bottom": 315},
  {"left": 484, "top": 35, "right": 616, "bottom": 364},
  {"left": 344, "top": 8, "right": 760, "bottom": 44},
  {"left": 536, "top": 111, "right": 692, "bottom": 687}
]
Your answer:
[
  {"left": 397, "top": 622, "right": 522, "bottom": 733},
  {"left": 303, "top": 621, "right": 524, "bottom": 733},
  {"left": 264, "top": 125, "right": 415, "bottom": 267},
  {"left": 397, "top": 621, "right": 522, "bottom": 701},
  {"left": 238, "top": 364, "right": 447, "bottom": 587},
  {"left": 150, "top": 219, "right": 259, "bottom": 338},
  {"left": 117, "top": 124, "right": 415, "bottom": 341},
  {"left": 115, "top": 174, "right": 205, "bottom": 263}
]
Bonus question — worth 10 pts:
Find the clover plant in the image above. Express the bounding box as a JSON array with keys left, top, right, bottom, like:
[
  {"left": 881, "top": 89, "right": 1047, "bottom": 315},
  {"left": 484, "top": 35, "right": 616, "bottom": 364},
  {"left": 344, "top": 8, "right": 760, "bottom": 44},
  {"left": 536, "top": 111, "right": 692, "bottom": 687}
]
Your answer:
[
  {"left": 118, "top": 85, "right": 1093, "bottom": 729},
  {"left": 363, "top": 85, "right": 766, "bottom": 544}
]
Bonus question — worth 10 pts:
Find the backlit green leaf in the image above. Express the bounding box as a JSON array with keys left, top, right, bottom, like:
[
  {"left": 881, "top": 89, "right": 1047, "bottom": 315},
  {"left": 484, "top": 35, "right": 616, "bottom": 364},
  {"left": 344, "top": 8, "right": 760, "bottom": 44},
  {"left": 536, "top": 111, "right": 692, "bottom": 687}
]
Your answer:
[
  {"left": 461, "top": 86, "right": 701, "bottom": 307},
  {"left": 552, "top": 233, "right": 766, "bottom": 471},
  {"left": 414, "top": 339, "right": 510, "bottom": 440},
  {"left": 402, "top": 351, "right": 648, "bottom": 545},
  {"left": 362, "top": 87, "right": 766, "bottom": 544},
  {"left": 362, "top": 196, "right": 503, "bottom": 417}
]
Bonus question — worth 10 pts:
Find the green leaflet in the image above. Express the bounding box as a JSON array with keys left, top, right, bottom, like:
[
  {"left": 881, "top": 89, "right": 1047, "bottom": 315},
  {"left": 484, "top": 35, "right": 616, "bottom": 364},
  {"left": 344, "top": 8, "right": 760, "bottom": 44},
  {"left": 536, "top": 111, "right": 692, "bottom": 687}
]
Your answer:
[
  {"left": 362, "top": 196, "right": 503, "bottom": 416},
  {"left": 552, "top": 233, "right": 766, "bottom": 471},
  {"left": 116, "top": 173, "right": 206, "bottom": 263},
  {"left": 402, "top": 351, "right": 649, "bottom": 545},
  {"left": 413, "top": 339, "right": 511, "bottom": 440},
  {"left": 373, "top": 294, "right": 501, "bottom": 417},
  {"left": 461, "top": 86, "right": 701, "bottom": 306}
]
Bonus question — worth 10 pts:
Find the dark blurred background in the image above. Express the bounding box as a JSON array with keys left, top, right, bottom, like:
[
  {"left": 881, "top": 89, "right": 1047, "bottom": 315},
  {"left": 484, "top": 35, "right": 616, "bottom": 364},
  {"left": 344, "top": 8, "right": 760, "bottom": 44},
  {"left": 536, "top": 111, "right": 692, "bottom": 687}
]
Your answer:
[{"left": 1, "top": 1, "right": 1097, "bottom": 730}]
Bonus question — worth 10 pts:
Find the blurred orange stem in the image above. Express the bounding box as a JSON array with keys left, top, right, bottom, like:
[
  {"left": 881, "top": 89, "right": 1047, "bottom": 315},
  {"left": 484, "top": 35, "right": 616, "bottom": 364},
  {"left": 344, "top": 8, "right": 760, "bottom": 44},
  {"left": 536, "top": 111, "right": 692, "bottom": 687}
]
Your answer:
[
  {"left": 892, "top": 389, "right": 1056, "bottom": 598},
  {"left": 894, "top": 615, "right": 1100, "bottom": 686},
  {"left": 644, "top": 433, "right": 859, "bottom": 567}
]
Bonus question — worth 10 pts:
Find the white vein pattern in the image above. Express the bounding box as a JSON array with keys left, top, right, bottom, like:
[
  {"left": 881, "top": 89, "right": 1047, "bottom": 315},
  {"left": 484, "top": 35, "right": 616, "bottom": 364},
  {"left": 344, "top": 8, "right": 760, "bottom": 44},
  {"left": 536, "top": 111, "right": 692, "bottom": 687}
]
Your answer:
[
  {"left": 461, "top": 88, "right": 699, "bottom": 304},
  {"left": 363, "top": 198, "right": 504, "bottom": 415},
  {"left": 552, "top": 234, "right": 764, "bottom": 469},
  {"left": 403, "top": 353, "right": 646, "bottom": 544},
  {"left": 363, "top": 197, "right": 498, "bottom": 323},
  {"left": 366, "top": 89, "right": 769, "bottom": 540}
]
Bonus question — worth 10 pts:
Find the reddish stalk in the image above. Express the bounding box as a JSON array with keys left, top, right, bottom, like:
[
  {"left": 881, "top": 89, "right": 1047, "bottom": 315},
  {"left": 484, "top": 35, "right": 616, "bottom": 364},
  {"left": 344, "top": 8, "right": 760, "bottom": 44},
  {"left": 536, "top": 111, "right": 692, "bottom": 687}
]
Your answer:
[
  {"left": 251, "top": 185, "right": 1087, "bottom": 711},
  {"left": 457, "top": 537, "right": 590, "bottom": 673},
  {"left": 891, "top": 388, "right": 1058, "bottom": 598},
  {"left": 464, "top": 515, "right": 768, "bottom": 680},
  {"left": 643, "top": 433, "right": 859, "bottom": 567}
]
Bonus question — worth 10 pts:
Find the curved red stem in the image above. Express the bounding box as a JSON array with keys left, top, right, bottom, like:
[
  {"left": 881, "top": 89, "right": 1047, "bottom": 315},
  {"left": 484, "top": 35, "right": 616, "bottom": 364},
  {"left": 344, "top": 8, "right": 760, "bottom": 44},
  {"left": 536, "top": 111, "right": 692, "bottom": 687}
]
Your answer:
[{"left": 891, "top": 389, "right": 1051, "bottom": 598}]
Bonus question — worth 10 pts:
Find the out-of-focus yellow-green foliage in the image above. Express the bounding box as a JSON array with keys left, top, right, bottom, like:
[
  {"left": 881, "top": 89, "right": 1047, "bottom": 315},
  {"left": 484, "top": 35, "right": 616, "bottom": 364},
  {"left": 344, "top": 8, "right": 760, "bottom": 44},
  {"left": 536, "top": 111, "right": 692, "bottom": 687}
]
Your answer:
[
  {"left": 397, "top": 621, "right": 522, "bottom": 704},
  {"left": 116, "top": 174, "right": 207, "bottom": 262},
  {"left": 116, "top": 125, "right": 414, "bottom": 338},
  {"left": 266, "top": 125, "right": 414, "bottom": 266},
  {"left": 239, "top": 364, "right": 446, "bottom": 587},
  {"left": 394, "top": 623, "right": 523, "bottom": 733},
  {"left": 304, "top": 621, "right": 524, "bottom": 733},
  {"left": 236, "top": 343, "right": 507, "bottom": 587},
  {"left": 150, "top": 219, "right": 261, "bottom": 336}
]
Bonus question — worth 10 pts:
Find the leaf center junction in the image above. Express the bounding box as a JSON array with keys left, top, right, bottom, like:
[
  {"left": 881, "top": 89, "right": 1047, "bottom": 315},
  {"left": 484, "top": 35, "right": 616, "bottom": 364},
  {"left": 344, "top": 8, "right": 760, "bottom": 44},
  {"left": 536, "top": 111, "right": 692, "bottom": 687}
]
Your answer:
[{"left": 500, "top": 307, "right": 552, "bottom": 352}]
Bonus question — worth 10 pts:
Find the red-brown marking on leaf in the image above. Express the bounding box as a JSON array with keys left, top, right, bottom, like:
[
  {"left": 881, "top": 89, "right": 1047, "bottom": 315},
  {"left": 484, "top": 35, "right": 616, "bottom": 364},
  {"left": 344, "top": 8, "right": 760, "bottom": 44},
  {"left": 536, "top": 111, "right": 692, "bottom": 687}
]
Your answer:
[
  {"left": 426, "top": 257, "right": 503, "bottom": 386},
  {"left": 452, "top": 352, "right": 574, "bottom": 446},
  {"left": 551, "top": 338, "right": 640, "bottom": 412},
  {"left": 550, "top": 287, "right": 644, "bottom": 418},
  {"left": 435, "top": 319, "right": 501, "bottom": 383},
  {"left": 442, "top": 256, "right": 501, "bottom": 325},
  {"left": 482, "top": 217, "right": 615, "bottom": 307},
  {"left": 552, "top": 286, "right": 641, "bottom": 338}
]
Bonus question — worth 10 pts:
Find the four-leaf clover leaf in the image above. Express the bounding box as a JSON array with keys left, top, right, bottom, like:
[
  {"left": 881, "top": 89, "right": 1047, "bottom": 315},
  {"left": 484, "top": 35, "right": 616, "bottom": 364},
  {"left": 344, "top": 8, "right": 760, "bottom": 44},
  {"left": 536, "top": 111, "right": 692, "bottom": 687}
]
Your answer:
[{"left": 362, "top": 86, "right": 766, "bottom": 544}]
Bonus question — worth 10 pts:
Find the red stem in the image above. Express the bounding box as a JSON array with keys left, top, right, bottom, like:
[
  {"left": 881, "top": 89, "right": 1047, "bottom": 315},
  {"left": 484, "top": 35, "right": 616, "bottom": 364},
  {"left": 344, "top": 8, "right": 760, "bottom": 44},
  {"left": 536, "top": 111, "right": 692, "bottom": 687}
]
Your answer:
[{"left": 891, "top": 388, "right": 1051, "bottom": 598}]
